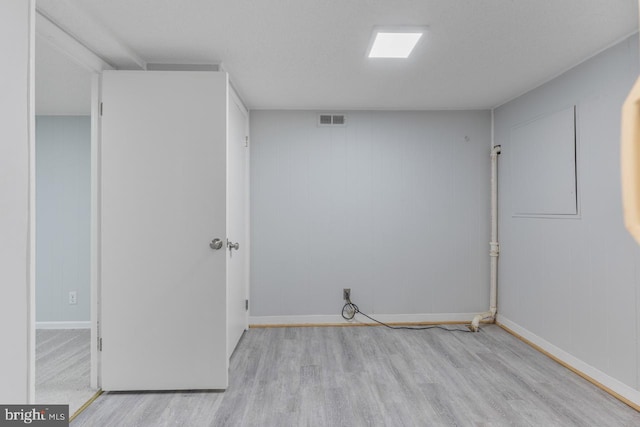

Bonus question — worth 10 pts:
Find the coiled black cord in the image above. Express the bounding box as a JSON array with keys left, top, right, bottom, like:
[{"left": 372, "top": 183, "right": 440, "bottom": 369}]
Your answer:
[{"left": 341, "top": 298, "right": 474, "bottom": 332}]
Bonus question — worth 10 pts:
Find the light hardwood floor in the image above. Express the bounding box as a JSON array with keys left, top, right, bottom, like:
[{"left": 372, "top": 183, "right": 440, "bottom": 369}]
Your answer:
[
  {"left": 73, "top": 325, "right": 640, "bottom": 426},
  {"left": 36, "top": 329, "right": 97, "bottom": 415}
]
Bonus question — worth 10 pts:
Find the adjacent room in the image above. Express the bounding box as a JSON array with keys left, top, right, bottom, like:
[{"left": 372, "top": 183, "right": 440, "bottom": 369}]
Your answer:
[
  {"left": 34, "top": 31, "right": 97, "bottom": 414},
  {"left": 3, "top": 0, "right": 640, "bottom": 425}
]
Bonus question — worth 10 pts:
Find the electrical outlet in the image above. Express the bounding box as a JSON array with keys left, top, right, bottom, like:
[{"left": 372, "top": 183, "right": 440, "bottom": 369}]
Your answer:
[
  {"left": 69, "top": 291, "right": 77, "bottom": 305},
  {"left": 343, "top": 288, "right": 351, "bottom": 301}
]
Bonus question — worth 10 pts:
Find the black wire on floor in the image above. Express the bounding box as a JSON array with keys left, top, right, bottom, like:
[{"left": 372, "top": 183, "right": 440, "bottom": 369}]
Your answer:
[{"left": 341, "top": 298, "right": 475, "bottom": 333}]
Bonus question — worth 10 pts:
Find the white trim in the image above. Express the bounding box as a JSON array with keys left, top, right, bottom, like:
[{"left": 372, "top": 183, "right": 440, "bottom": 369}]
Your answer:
[
  {"left": 230, "top": 84, "right": 249, "bottom": 117},
  {"left": 36, "top": 321, "right": 91, "bottom": 330},
  {"left": 27, "top": 0, "right": 36, "bottom": 404},
  {"left": 497, "top": 315, "right": 640, "bottom": 406},
  {"left": 229, "top": 79, "right": 249, "bottom": 112},
  {"left": 36, "top": 2, "right": 145, "bottom": 71},
  {"left": 243, "top": 95, "right": 250, "bottom": 332},
  {"left": 146, "top": 63, "right": 220, "bottom": 72},
  {"left": 35, "top": 11, "right": 114, "bottom": 73},
  {"left": 250, "top": 312, "right": 478, "bottom": 326}
]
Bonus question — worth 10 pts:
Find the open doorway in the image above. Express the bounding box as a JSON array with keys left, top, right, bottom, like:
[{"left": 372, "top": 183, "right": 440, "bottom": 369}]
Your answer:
[{"left": 34, "top": 28, "right": 97, "bottom": 415}]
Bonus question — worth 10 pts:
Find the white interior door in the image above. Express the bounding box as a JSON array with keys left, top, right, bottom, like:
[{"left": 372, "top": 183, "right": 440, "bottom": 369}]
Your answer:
[
  {"left": 226, "top": 89, "right": 249, "bottom": 358},
  {"left": 100, "top": 70, "right": 229, "bottom": 390}
]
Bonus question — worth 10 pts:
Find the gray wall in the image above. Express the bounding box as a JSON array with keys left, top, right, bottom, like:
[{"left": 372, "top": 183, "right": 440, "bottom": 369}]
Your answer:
[
  {"left": 495, "top": 34, "right": 640, "bottom": 390},
  {"left": 36, "top": 116, "right": 91, "bottom": 322},
  {"left": 250, "top": 110, "right": 491, "bottom": 317}
]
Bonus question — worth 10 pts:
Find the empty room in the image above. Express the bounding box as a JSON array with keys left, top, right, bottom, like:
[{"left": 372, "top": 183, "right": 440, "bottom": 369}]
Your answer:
[{"left": 3, "top": 0, "right": 640, "bottom": 426}]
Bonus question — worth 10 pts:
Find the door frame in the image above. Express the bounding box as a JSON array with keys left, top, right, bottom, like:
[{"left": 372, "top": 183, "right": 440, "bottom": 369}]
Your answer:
[
  {"left": 229, "top": 85, "right": 251, "bottom": 333},
  {"left": 34, "top": 11, "right": 253, "bottom": 391},
  {"left": 89, "top": 74, "right": 102, "bottom": 389},
  {"left": 33, "top": 10, "right": 114, "bottom": 392}
]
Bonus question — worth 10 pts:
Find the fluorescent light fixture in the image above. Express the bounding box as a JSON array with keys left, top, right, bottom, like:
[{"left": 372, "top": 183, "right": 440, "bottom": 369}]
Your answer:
[{"left": 368, "top": 28, "right": 424, "bottom": 58}]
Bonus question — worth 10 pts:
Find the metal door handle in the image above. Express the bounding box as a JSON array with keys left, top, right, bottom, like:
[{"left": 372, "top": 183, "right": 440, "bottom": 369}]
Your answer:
[
  {"left": 209, "top": 238, "right": 223, "bottom": 250},
  {"left": 227, "top": 240, "right": 239, "bottom": 251}
]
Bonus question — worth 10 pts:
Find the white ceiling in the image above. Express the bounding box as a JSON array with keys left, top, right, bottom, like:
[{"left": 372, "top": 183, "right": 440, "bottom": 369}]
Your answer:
[{"left": 36, "top": 0, "right": 638, "bottom": 113}]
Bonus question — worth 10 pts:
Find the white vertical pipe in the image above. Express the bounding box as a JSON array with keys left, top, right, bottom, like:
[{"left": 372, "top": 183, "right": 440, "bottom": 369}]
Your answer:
[
  {"left": 470, "top": 109, "right": 500, "bottom": 331},
  {"left": 90, "top": 73, "right": 102, "bottom": 389},
  {"left": 489, "top": 143, "right": 501, "bottom": 314}
]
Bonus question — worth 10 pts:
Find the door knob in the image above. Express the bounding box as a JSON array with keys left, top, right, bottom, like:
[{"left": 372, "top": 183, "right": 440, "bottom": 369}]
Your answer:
[
  {"left": 227, "top": 240, "right": 239, "bottom": 251},
  {"left": 210, "top": 238, "right": 223, "bottom": 250}
]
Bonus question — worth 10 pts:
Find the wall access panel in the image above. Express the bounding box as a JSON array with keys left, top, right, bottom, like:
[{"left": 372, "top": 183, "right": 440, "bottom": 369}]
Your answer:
[{"left": 510, "top": 106, "right": 578, "bottom": 216}]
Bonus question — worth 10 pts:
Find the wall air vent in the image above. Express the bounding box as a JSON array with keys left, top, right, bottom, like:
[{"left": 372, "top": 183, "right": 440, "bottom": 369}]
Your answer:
[
  {"left": 318, "top": 113, "right": 347, "bottom": 127},
  {"left": 332, "top": 115, "right": 345, "bottom": 125},
  {"left": 319, "top": 114, "right": 332, "bottom": 125}
]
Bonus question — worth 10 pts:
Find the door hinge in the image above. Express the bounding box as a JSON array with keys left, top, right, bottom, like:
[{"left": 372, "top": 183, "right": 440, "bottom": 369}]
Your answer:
[
  {"left": 244, "top": 136, "right": 249, "bottom": 147},
  {"left": 100, "top": 102, "right": 103, "bottom": 116},
  {"left": 98, "top": 337, "right": 102, "bottom": 352},
  {"left": 245, "top": 299, "right": 249, "bottom": 311}
]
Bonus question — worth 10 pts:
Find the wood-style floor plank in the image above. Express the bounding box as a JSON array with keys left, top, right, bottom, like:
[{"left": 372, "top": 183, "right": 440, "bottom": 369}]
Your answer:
[
  {"left": 36, "top": 329, "right": 97, "bottom": 415},
  {"left": 73, "top": 325, "right": 640, "bottom": 426}
]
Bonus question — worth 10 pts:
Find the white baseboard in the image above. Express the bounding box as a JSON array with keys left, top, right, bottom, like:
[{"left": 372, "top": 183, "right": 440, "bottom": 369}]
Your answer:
[
  {"left": 497, "top": 315, "right": 640, "bottom": 408},
  {"left": 249, "top": 312, "right": 478, "bottom": 326},
  {"left": 36, "top": 321, "right": 91, "bottom": 330}
]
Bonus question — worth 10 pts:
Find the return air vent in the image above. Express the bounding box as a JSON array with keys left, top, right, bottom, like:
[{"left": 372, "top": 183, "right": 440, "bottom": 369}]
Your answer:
[
  {"left": 318, "top": 113, "right": 347, "bottom": 127},
  {"left": 319, "top": 114, "right": 332, "bottom": 125}
]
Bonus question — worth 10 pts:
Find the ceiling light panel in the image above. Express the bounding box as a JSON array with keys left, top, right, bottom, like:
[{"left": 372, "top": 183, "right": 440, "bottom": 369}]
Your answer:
[{"left": 368, "top": 29, "right": 424, "bottom": 58}]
